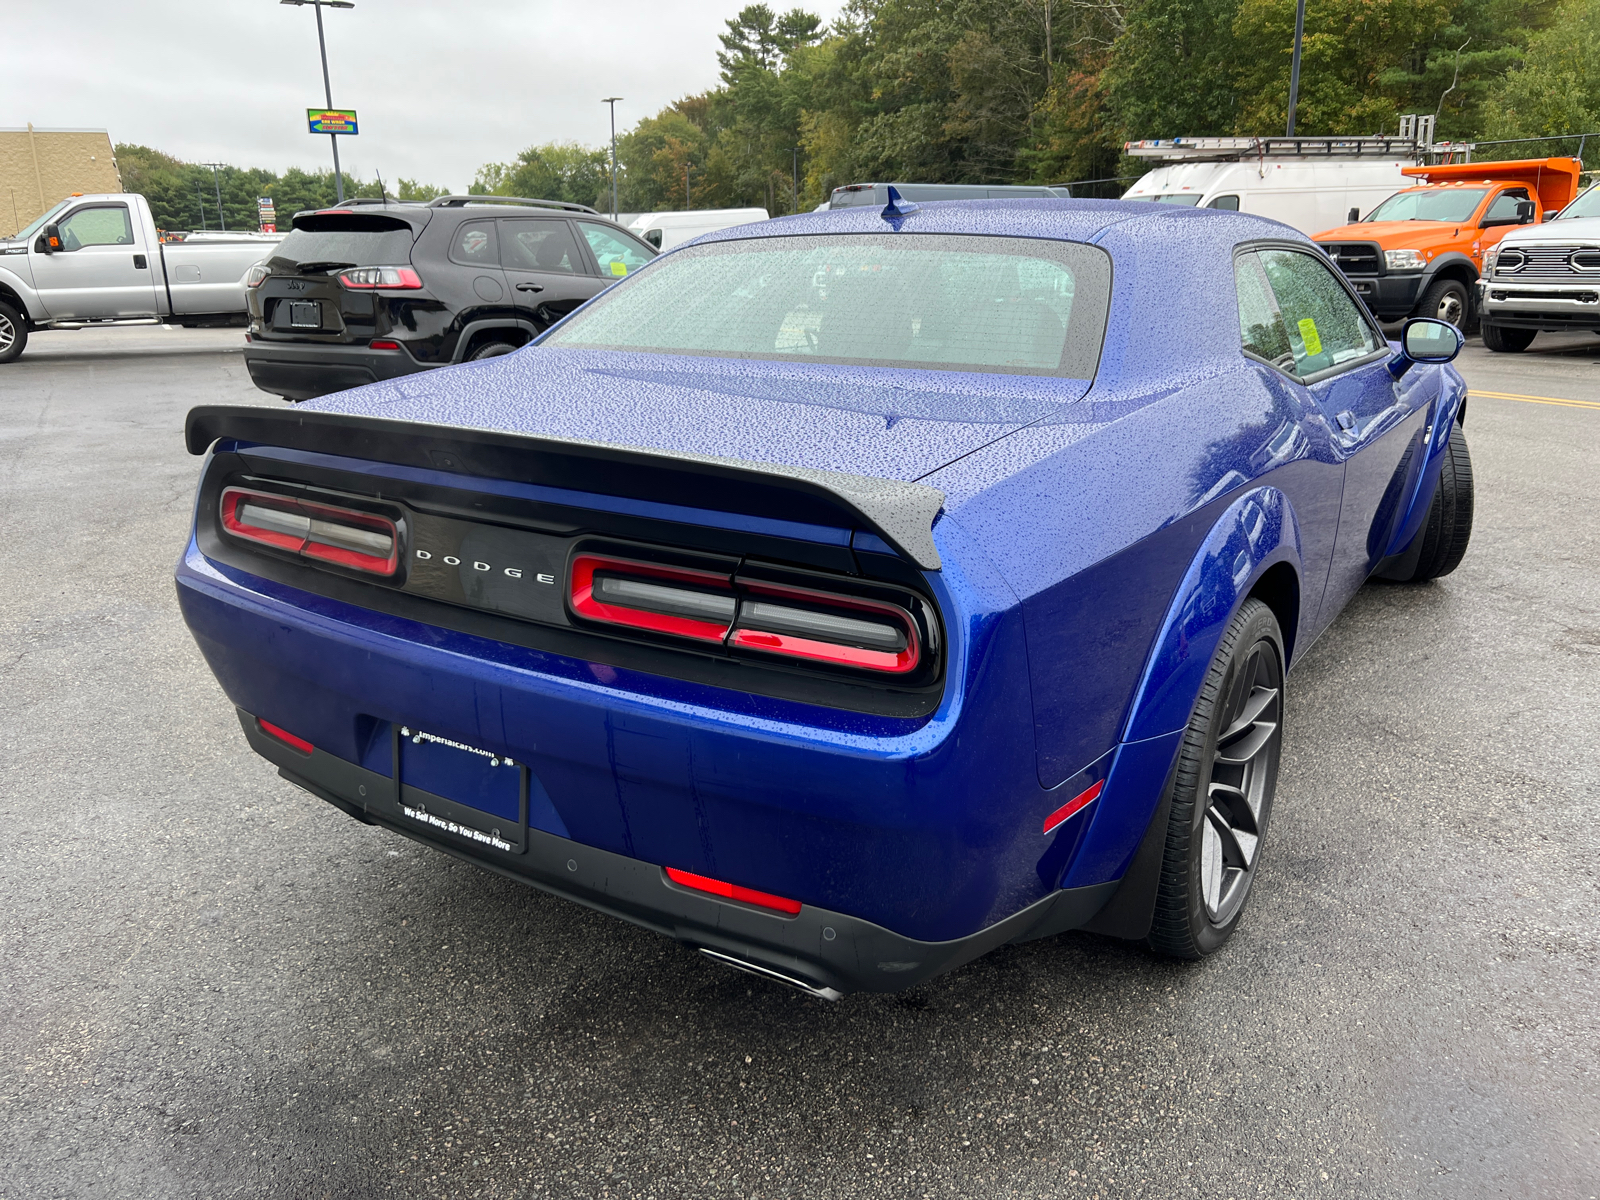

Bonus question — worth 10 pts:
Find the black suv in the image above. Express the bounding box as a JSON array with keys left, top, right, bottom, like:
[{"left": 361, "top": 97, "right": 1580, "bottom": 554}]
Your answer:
[{"left": 242, "top": 196, "right": 656, "bottom": 400}]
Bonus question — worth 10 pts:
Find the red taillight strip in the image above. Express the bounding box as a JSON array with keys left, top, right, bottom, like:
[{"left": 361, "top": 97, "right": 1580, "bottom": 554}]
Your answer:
[
  {"left": 1042, "top": 780, "right": 1104, "bottom": 835},
  {"left": 338, "top": 266, "right": 424, "bottom": 290},
  {"left": 664, "top": 867, "right": 802, "bottom": 915},
  {"left": 730, "top": 627, "right": 917, "bottom": 673},
  {"left": 570, "top": 553, "right": 733, "bottom": 643},
  {"left": 259, "top": 719, "right": 314, "bottom": 755},
  {"left": 220, "top": 487, "right": 399, "bottom": 576}
]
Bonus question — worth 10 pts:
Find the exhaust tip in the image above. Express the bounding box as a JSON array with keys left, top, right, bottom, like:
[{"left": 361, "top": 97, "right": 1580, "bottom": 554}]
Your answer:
[{"left": 698, "top": 948, "right": 844, "bottom": 1001}]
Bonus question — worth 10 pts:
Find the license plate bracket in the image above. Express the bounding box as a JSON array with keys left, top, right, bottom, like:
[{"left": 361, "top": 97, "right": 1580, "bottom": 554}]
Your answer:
[
  {"left": 288, "top": 300, "right": 321, "bottom": 328},
  {"left": 394, "top": 726, "right": 528, "bottom": 854}
]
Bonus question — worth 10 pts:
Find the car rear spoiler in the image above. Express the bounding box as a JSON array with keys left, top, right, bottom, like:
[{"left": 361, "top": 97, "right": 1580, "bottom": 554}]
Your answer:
[{"left": 184, "top": 405, "right": 945, "bottom": 570}]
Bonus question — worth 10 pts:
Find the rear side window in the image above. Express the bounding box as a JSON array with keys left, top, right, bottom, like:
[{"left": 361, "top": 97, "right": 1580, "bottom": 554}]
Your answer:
[
  {"left": 449, "top": 220, "right": 499, "bottom": 267},
  {"left": 577, "top": 221, "right": 652, "bottom": 277},
  {"left": 1235, "top": 253, "right": 1293, "bottom": 367},
  {"left": 501, "top": 219, "right": 582, "bottom": 274},
  {"left": 544, "top": 232, "right": 1111, "bottom": 378},
  {"left": 271, "top": 217, "right": 415, "bottom": 269}
]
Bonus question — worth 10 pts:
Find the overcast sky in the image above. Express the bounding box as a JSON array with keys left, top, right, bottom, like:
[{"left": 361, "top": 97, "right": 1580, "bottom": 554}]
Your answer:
[{"left": 2, "top": 0, "right": 848, "bottom": 191}]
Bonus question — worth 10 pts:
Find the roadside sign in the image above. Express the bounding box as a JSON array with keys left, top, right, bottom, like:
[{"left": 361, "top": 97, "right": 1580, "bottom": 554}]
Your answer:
[
  {"left": 257, "top": 197, "right": 276, "bottom": 235},
  {"left": 307, "top": 109, "right": 359, "bottom": 136}
]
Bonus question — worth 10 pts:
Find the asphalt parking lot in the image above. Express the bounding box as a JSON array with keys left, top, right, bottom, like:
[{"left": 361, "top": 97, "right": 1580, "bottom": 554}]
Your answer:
[{"left": 2, "top": 325, "right": 1596, "bottom": 1200}]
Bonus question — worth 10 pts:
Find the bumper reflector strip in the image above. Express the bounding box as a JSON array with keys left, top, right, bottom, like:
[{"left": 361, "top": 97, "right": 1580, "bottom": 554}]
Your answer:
[
  {"left": 665, "top": 867, "right": 803, "bottom": 915},
  {"left": 1042, "top": 779, "right": 1104, "bottom": 835},
  {"left": 259, "top": 719, "right": 314, "bottom": 755}
]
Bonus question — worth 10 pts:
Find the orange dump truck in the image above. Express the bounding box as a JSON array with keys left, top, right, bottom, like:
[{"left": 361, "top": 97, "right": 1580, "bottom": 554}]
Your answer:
[{"left": 1312, "top": 158, "right": 1582, "bottom": 326}]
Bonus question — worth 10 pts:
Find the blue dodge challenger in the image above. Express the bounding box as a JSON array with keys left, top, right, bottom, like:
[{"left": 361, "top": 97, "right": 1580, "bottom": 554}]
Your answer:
[{"left": 177, "top": 196, "right": 1471, "bottom": 998}]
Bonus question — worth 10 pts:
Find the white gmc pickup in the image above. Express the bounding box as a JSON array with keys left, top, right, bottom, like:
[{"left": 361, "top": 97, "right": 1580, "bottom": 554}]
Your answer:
[{"left": 0, "top": 193, "right": 281, "bottom": 363}]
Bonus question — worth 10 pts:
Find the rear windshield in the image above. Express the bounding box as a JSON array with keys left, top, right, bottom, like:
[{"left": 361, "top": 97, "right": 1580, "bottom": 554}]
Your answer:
[
  {"left": 1365, "top": 188, "right": 1487, "bottom": 223},
  {"left": 543, "top": 233, "right": 1110, "bottom": 377},
  {"left": 270, "top": 217, "right": 416, "bottom": 269}
]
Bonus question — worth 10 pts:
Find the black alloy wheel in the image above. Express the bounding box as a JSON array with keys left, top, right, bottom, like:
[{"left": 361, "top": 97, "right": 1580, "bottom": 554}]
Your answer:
[
  {"left": 0, "top": 300, "right": 26, "bottom": 363},
  {"left": 1148, "top": 599, "right": 1285, "bottom": 960},
  {"left": 468, "top": 339, "right": 519, "bottom": 361}
]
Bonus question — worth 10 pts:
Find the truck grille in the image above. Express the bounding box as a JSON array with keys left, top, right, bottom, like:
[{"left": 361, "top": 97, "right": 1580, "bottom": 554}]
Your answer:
[
  {"left": 1493, "top": 244, "right": 1600, "bottom": 279},
  {"left": 1321, "top": 242, "right": 1383, "bottom": 276}
]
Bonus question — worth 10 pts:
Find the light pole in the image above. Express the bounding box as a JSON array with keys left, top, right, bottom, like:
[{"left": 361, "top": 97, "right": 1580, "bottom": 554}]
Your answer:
[
  {"left": 791, "top": 146, "right": 800, "bottom": 214},
  {"left": 282, "top": 0, "right": 355, "bottom": 203},
  {"left": 602, "top": 97, "right": 622, "bottom": 219},
  {"left": 1285, "top": 0, "right": 1306, "bottom": 137},
  {"left": 202, "top": 162, "right": 227, "bottom": 230}
]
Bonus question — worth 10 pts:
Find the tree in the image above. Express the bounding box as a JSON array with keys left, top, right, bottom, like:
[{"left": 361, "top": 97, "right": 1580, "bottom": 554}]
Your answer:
[{"left": 1481, "top": 0, "right": 1600, "bottom": 151}]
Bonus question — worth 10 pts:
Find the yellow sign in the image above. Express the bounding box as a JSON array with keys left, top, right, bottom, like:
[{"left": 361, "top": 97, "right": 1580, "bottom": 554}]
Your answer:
[
  {"left": 610, "top": 260, "right": 628, "bottom": 276},
  {"left": 1297, "top": 317, "right": 1322, "bottom": 356}
]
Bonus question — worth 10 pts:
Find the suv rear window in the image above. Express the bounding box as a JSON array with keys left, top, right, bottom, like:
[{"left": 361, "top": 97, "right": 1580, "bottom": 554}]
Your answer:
[
  {"left": 543, "top": 232, "right": 1111, "bottom": 378},
  {"left": 271, "top": 215, "right": 416, "bottom": 268}
]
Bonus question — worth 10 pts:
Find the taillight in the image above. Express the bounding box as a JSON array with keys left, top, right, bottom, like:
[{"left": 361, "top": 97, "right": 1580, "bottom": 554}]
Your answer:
[
  {"left": 665, "top": 867, "right": 802, "bottom": 915},
  {"left": 338, "top": 266, "right": 423, "bottom": 290},
  {"left": 570, "top": 554, "right": 734, "bottom": 643},
  {"left": 220, "top": 487, "right": 399, "bottom": 576},
  {"left": 245, "top": 262, "right": 270, "bottom": 288},
  {"left": 568, "top": 553, "right": 922, "bottom": 675}
]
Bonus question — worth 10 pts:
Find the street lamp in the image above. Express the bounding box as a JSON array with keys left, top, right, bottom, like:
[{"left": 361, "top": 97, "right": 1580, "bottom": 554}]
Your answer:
[
  {"left": 602, "top": 97, "right": 622, "bottom": 220},
  {"left": 282, "top": 0, "right": 355, "bottom": 203},
  {"left": 1285, "top": 0, "right": 1306, "bottom": 137}
]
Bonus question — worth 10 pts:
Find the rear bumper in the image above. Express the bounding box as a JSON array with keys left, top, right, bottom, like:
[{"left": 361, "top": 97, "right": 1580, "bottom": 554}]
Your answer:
[
  {"left": 241, "top": 708, "right": 1117, "bottom": 996},
  {"left": 243, "top": 339, "right": 430, "bottom": 401},
  {"left": 1476, "top": 279, "right": 1600, "bottom": 330}
]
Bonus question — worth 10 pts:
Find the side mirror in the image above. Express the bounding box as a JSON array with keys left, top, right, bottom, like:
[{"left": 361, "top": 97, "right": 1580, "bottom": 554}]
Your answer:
[
  {"left": 1543, "top": 210, "right": 1559, "bottom": 222},
  {"left": 1348, "top": 207, "right": 1360, "bottom": 223},
  {"left": 37, "top": 223, "right": 62, "bottom": 254},
  {"left": 1388, "top": 317, "right": 1464, "bottom": 378},
  {"left": 1515, "top": 199, "right": 1536, "bottom": 223}
]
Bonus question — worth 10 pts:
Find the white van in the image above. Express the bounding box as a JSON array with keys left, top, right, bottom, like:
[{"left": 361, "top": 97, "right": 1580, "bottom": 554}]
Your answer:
[
  {"left": 1122, "top": 137, "right": 1417, "bottom": 235},
  {"left": 628, "top": 208, "right": 769, "bottom": 251}
]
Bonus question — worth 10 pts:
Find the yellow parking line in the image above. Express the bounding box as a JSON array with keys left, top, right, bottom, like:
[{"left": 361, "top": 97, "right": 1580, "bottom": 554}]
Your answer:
[{"left": 1468, "top": 389, "right": 1600, "bottom": 412}]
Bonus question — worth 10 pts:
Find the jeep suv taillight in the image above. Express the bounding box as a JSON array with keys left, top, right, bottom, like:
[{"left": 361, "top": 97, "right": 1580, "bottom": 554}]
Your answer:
[
  {"left": 568, "top": 552, "right": 922, "bottom": 675},
  {"left": 338, "top": 266, "right": 423, "bottom": 290},
  {"left": 220, "top": 487, "right": 399, "bottom": 576},
  {"left": 245, "top": 263, "right": 270, "bottom": 288}
]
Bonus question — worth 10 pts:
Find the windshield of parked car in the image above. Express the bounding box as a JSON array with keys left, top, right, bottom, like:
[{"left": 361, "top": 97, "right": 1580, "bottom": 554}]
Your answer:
[
  {"left": 1557, "top": 185, "right": 1600, "bottom": 218},
  {"left": 1365, "top": 187, "right": 1488, "bottom": 223},
  {"left": 1148, "top": 194, "right": 1204, "bottom": 206},
  {"left": 269, "top": 217, "right": 416, "bottom": 270},
  {"left": 543, "top": 233, "right": 1112, "bottom": 378},
  {"left": 12, "top": 199, "right": 70, "bottom": 242}
]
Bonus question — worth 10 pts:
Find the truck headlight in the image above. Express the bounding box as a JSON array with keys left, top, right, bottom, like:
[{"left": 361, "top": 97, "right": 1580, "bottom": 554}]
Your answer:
[
  {"left": 1482, "top": 247, "right": 1498, "bottom": 273},
  {"left": 1385, "top": 249, "right": 1427, "bottom": 271}
]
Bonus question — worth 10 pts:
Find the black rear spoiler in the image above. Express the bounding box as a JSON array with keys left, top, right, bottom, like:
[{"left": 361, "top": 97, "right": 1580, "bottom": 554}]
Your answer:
[{"left": 185, "top": 405, "right": 945, "bottom": 570}]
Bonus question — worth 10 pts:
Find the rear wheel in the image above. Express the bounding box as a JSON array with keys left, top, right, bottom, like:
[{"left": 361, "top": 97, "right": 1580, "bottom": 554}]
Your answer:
[
  {"left": 0, "top": 301, "right": 27, "bottom": 363},
  {"left": 1417, "top": 278, "right": 1469, "bottom": 329},
  {"left": 1148, "top": 599, "right": 1284, "bottom": 960},
  {"left": 1401, "top": 423, "right": 1473, "bottom": 582},
  {"left": 468, "top": 339, "right": 518, "bottom": 361},
  {"left": 1481, "top": 322, "right": 1536, "bottom": 353}
]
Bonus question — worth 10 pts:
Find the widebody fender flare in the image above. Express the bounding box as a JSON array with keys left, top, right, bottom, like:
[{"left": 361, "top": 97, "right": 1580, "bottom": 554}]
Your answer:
[{"left": 1122, "top": 486, "right": 1304, "bottom": 746}]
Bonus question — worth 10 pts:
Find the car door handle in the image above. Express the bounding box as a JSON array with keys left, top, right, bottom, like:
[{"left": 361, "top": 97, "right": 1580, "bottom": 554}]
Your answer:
[
  {"left": 1335, "top": 410, "right": 1356, "bottom": 431},
  {"left": 133, "top": 254, "right": 147, "bottom": 269},
  {"left": 515, "top": 282, "right": 544, "bottom": 293}
]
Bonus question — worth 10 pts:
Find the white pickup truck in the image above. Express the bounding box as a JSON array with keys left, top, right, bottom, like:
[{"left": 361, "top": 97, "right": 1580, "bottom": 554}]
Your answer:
[{"left": 0, "top": 192, "right": 281, "bottom": 363}]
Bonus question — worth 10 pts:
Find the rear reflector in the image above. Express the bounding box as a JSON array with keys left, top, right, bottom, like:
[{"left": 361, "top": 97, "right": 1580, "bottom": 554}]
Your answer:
[
  {"left": 338, "top": 266, "right": 423, "bottom": 290},
  {"left": 259, "top": 718, "right": 314, "bottom": 754},
  {"left": 665, "top": 867, "right": 802, "bottom": 915},
  {"left": 221, "top": 486, "right": 399, "bottom": 576},
  {"left": 1042, "top": 779, "right": 1105, "bottom": 835},
  {"left": 368, "top": 339, "right": 401, "bottom": 350},
  {"left": 568, "top": 554, "right": 922, "bottom": 675}
]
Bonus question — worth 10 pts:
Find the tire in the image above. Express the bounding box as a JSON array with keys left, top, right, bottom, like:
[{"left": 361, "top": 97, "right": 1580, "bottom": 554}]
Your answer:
[
  {"left": 468, "top": 339, "right": 518, "bottom": 361},
  {"left": 1148, "top": 598, "right": 1285, "bottom": 960},
  {"left": 1481, "top": 322, "right": 1536, "bottom": 353},
  {"left": 0, "top": 300, "right": 27, "bottom": 363},
  {"left": 1402, "top": 422, "right": 1474, "bottom": 582},
  {"left": 1417, "top": 277, "right": 1469, "bottom": 328}
]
